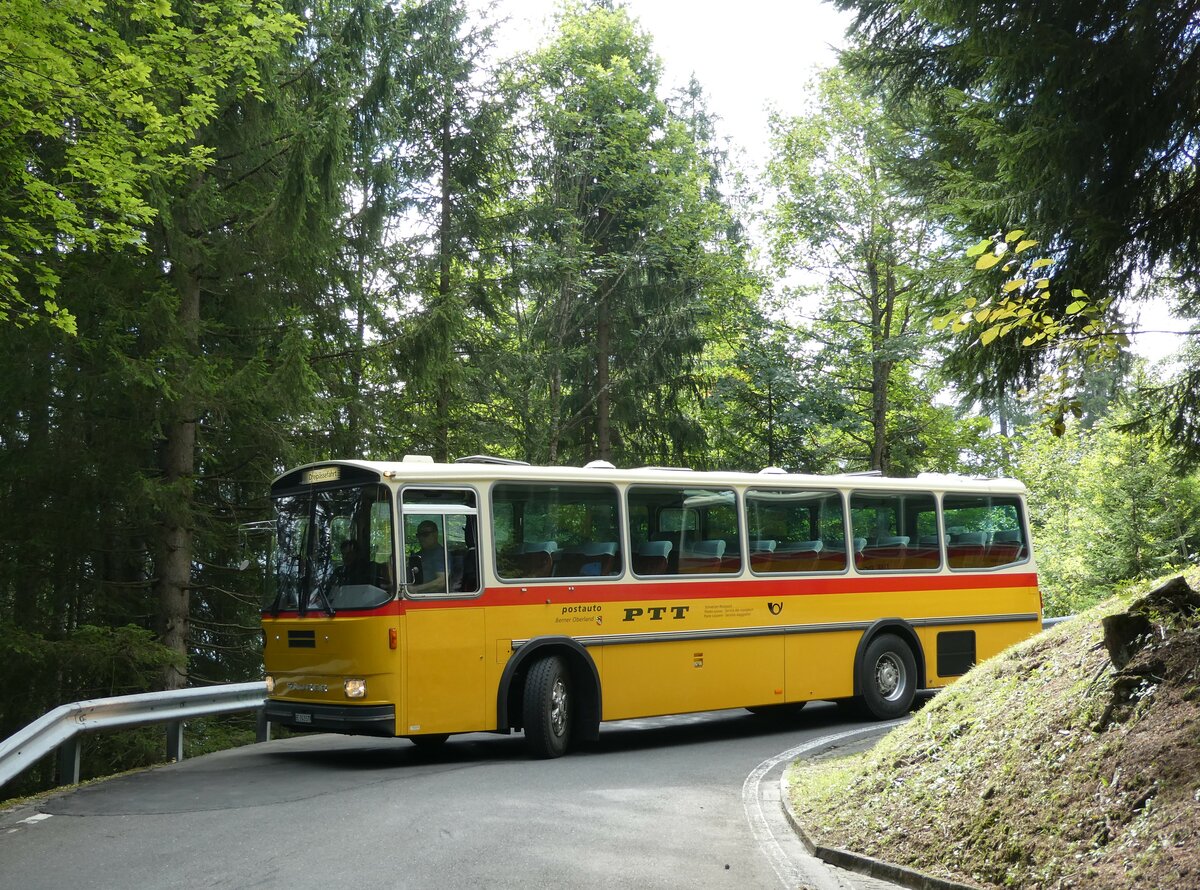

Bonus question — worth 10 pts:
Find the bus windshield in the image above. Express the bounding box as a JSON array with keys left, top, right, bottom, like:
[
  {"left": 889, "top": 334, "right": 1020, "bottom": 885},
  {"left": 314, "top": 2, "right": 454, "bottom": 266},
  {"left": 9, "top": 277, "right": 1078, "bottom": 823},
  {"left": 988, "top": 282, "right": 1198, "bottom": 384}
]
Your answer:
[{"left": 270, "top": 483, "right": 395, "bottom": 613}]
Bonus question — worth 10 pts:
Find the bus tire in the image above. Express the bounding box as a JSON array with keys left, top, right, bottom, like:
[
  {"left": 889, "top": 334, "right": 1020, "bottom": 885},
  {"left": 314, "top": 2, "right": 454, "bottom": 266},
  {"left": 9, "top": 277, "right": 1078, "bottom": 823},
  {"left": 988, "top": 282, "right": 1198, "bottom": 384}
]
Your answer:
[
  {"left": 523, "top": 654, "right": 572, "bottom": 758},
  {"left": 860, "top": 634, "right": 917, "bottom": 720}
]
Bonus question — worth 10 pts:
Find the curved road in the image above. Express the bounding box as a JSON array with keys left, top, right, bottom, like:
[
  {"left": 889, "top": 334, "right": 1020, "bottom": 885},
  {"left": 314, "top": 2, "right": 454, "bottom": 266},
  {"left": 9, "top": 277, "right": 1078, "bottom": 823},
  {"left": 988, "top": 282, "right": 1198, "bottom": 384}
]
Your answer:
[{"left": 0, "top": 703, "right": 889, "bottom": 889}]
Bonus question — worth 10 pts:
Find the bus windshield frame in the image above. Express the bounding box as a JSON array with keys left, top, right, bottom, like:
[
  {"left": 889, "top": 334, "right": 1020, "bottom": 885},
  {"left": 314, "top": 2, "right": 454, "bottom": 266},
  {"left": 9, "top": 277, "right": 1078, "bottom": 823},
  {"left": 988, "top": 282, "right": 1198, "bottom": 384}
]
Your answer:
[{"left": 269, "top": 482, "right": 396, "bottom": 614}]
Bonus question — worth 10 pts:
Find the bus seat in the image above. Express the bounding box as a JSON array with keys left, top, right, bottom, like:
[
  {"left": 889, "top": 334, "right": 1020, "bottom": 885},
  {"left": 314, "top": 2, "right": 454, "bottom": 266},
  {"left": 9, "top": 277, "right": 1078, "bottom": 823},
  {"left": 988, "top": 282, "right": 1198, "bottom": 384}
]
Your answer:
[
  {"left": 634, "top": 540, "right": 672, "bottom": 575},
  {"left": 982, "top": 529, "right": 1023, "bottom": 565},
  {"left": 948, "top": 531, "right": 991, "bottom": 568},
  {"left": 951, "top": 531, "right": 987, "bottom": 545},
  {"left": 580, "top": 541, "right": 618, "bottom": 576},
  {"left": 859, "top": 536, "right": 910, "bottom": 571},
  {"left": 828, "top": 538, "right": 867, "bottom": 554},
  {"left": 517, "top": 544, "right": 556, "bottom": 578},
  {"left": 750, "top": 539, "right": 777, "bottom": 552},
  {"left": 680, "top": 539, "right": 726, "bottom": 573},
  {"left": 456, "top": 547, "right": 477, "bottom": 592},
  {"left": 557, "top": 542, "right": 618, "bottom": 577},
  {"left": 777, "top": 540, "right": 823, "bottom": 552}
]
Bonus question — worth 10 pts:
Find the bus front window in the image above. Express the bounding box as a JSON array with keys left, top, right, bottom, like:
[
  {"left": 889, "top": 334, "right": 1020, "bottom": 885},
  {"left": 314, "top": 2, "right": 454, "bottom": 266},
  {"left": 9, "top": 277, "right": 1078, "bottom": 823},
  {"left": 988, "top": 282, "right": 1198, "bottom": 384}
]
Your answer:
[{"left": 270, "top": 484, "right": 395, "bottom": 612}]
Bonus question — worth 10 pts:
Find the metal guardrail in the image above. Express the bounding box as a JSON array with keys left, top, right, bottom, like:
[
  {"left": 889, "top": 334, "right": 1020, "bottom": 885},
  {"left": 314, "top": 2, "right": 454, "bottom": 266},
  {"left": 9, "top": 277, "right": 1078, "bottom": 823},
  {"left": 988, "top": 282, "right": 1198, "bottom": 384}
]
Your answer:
[
  {"left": 1042, "top": 615, "right": 1072, "bottom": 630},
  {"left": 0, "top": 681, "right": 268, "bottom": 792}
]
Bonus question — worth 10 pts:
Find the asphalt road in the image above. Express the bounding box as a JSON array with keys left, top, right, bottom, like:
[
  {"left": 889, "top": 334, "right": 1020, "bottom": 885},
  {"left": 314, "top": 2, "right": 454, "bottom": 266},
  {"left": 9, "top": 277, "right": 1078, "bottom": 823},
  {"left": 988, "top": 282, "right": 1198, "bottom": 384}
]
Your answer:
[{"left": 0, "top": 702, "right": 889, "bottom": 889}]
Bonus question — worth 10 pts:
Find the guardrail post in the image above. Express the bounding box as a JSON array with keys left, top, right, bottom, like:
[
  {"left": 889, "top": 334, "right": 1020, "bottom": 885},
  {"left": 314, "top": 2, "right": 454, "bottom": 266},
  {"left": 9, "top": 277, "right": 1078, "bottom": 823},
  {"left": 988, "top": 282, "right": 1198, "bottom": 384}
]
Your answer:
[
  {"left": 57, "top": 737, "right": 81, "bottom": 786},
  {"left": 167, "top": 720, "right": 184, "bottom": 762},
  {"left": 256, "top": 709, "right": 271, "bottom": 743}
]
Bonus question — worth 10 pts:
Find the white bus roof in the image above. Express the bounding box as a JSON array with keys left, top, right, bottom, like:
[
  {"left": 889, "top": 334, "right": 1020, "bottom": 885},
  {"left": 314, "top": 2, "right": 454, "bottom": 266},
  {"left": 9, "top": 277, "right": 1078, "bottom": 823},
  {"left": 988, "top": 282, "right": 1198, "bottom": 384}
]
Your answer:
[{"left": 274, "top": 456, "right": 1028, "bottom": 496}]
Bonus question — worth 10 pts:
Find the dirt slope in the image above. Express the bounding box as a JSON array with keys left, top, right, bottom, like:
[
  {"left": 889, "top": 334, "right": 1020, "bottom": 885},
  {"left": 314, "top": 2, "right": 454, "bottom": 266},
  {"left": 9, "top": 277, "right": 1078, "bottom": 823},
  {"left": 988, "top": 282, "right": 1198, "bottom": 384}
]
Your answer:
[{"left": 788, "top": 571, "right": 1200, "bottom": 889}]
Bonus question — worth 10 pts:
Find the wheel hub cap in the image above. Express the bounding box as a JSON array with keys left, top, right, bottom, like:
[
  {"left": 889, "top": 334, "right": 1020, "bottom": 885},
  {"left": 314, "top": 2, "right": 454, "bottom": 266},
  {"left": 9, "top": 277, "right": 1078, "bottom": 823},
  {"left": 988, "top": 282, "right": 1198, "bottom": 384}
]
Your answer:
[
  {"left": 876, "top": 654, "right": 904, "bottom": 700},
  {"left": 550, "top": 678, "right": 567, "bottom": 736}
]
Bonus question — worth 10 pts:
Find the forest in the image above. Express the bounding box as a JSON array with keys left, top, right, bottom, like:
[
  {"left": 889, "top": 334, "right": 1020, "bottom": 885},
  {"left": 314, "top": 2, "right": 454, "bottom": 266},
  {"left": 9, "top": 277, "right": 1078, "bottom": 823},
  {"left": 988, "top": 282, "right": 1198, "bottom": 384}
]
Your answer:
[{"left": 2, "top": 0, "right": 1199, "bottom": 789}]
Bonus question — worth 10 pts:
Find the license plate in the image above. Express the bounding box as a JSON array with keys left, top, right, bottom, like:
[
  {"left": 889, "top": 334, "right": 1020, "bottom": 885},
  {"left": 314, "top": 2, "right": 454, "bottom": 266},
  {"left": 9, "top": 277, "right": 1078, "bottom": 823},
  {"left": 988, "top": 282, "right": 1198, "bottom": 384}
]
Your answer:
[{"left": 295, "top": 712, "right": 312, "bottom": 724}]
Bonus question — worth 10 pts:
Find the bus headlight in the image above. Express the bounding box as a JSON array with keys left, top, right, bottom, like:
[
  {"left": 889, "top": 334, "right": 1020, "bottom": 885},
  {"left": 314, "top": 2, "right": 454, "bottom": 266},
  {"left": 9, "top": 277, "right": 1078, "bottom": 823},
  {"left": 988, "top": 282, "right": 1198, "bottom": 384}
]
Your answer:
[
  {"left": 344, "top": 678, "right": 367, "bottom": 699},
  {"left": 265, "top": 675, "right": 275, "bottom": 694}
]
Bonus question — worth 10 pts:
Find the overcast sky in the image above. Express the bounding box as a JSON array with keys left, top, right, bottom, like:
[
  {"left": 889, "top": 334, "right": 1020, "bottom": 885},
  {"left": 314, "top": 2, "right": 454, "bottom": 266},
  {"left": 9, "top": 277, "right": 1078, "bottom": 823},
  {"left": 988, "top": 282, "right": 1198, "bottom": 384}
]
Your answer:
[{"left": 487, "top": 0, "right": 853, "bottom": 170}]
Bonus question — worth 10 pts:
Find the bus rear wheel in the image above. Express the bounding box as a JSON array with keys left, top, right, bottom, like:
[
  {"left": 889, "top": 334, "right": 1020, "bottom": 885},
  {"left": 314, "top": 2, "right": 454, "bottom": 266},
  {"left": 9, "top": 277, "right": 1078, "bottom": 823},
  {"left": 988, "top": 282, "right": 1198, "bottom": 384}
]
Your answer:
[
  {"left": 523, "top": 654, "right": 571, "bottom": 758},
  {"left": 860, "top": 634, "right": 917, "bottom": 720}
]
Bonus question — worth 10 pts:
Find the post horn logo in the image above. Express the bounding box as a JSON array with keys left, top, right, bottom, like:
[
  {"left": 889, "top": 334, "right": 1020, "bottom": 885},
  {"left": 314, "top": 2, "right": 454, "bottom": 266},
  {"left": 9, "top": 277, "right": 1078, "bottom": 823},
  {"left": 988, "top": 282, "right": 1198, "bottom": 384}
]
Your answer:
[{"left": 768, "top": 601, "right": 784, "bottom": 616}]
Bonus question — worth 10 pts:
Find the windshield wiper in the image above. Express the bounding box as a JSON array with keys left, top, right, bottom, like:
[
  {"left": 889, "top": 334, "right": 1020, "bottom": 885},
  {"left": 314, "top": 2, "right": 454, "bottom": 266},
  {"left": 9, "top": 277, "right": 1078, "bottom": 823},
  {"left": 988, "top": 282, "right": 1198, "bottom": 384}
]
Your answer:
[{"left": 305, "top": 573, "right": 338, "bottom": 617}]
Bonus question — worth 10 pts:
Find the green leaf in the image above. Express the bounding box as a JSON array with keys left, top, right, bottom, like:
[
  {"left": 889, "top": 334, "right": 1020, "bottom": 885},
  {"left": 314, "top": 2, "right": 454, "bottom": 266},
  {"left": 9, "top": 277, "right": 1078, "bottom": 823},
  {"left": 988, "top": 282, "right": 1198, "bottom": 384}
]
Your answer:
[
  {"left": 975, "top": 252, "right": 1002, "bottom": 270},
  {"left": 980, "top": 325, "right": 1002, "bottom": 345},
  {"left": 1003, "top": 278, "right": 1026, "bottom": 292},
  {"left": 1015, "top": 239, "right": 1038, "bottom": 253},
  {"left": 1035, "top": 278, "right": 1050, "bottom": 289},
  {"left": 1004, "top": 229, "right": 1026, "bottom": 242},
  {"left": 1031, "top": 258, "right": 1054, "bottom": 269},
  {"left": 965, "top": 238, "right": 993, "bottom": 258},
  {"left": 1065, "top": 300, "right": 1087, "bottom": 314},
  {"left": 1071, "top": 288, "right": 1088, "bottom": 297}
]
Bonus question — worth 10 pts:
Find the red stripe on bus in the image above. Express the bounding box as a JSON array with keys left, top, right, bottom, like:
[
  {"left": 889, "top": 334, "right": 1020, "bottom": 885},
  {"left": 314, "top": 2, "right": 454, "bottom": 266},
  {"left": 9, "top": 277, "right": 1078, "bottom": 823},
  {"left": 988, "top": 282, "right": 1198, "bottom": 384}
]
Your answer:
[{"left": 264, "top": 572, "right": 1038, "bottom": 618}]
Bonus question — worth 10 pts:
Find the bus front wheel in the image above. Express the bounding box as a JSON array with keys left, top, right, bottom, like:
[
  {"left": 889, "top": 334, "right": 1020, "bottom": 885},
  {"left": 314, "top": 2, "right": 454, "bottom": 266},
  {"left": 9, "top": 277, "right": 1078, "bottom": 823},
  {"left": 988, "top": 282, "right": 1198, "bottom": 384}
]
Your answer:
[
  {"left": 523, "top": 654, "right": 571, "bottom": 758},
  {"left": 860, "top": 634, "right": 917, "bottom": 720}
]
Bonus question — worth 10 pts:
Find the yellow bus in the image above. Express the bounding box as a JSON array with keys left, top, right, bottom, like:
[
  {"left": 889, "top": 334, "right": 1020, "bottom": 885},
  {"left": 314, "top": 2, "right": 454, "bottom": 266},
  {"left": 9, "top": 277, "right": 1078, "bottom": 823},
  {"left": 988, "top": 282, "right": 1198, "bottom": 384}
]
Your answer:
[{"left": 261, "top": 456, "right": 1040, "bottom": 757}]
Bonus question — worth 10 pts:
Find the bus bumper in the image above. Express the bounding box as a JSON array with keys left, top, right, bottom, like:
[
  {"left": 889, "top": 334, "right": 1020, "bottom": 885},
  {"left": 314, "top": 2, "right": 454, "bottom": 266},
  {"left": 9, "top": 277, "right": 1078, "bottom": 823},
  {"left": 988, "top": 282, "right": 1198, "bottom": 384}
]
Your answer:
[{"left": 264, "top": 700, "right": 396, "bottom": 737}]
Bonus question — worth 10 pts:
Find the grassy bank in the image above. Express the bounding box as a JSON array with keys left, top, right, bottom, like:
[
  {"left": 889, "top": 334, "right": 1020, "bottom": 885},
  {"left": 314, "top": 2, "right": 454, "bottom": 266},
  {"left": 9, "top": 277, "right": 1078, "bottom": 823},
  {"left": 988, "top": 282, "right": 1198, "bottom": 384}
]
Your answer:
[{"left": 789, "top": 570, "right": 1200, "bottom": 888}]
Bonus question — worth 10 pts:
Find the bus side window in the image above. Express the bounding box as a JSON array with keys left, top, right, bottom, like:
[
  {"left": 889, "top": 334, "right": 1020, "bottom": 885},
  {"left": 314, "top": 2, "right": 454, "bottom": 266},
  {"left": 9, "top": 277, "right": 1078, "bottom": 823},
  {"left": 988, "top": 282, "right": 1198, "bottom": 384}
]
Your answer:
[
  {"left": 492, "top": 482, "right": 620, "bottom": 580},
  {"left": 746, "top": 488, "right": 846, "bottom": 574},
  {"left": 402, "top": 488, "right": 480, "bottom": 596},
  {"left": 943, "top": 494, "right": 1028, "bottom": 569},
  {"left": 850, "top": 490, "right": 940, "bottom": 572},
  {"left": 628, "top": 486, "right": 741, "bottom": 575}
]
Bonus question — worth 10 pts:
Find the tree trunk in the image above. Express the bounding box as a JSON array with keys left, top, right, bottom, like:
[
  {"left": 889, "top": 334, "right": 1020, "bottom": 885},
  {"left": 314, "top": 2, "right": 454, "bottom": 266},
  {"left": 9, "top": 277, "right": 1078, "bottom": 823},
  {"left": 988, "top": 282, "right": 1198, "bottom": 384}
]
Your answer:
[
  {"left": 596, "top": 299, "right": 611, "bottom": 461},
  {"left": 435, "top": 104, "right": 454, "bottom": 463},
  {"left": 156, "top": 243, "right": 201, "bottom": 691},
  {"left": 867, "top": 256, "right": 891, "bottom": 473},
  {"left": 870, "top": 358, "right": 891, "bottom": 473}
]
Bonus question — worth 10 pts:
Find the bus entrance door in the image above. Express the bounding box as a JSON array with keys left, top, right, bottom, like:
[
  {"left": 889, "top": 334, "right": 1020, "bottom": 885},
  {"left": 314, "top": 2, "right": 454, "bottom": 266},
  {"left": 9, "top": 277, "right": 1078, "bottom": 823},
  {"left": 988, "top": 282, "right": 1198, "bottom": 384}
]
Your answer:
[{"left": 404, "top": 607, "right": 487, "bottom": 735}]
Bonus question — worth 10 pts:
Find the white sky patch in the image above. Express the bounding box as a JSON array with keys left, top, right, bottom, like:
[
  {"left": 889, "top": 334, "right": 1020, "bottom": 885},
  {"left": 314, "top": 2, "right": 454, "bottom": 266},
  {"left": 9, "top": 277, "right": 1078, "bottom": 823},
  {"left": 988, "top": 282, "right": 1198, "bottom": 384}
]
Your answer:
[{"left": 484, "top": 0, "right": 851, "bottom": 171}]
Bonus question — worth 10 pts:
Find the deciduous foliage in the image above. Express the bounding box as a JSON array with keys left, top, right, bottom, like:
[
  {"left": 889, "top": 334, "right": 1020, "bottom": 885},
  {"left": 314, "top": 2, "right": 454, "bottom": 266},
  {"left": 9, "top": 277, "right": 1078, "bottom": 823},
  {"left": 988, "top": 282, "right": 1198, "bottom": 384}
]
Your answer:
[
  {"left": 1014, "top": 405, "right": 1200, "bottom": 616},
  {"left": 766, "top": 68, "right": 949, "bottom": 473},
  {"left": 934, "top": 230, "right": 1131, "bottom": 432},
  {"left": 0, "top": 0, "right": 299, "bottom": 331}
]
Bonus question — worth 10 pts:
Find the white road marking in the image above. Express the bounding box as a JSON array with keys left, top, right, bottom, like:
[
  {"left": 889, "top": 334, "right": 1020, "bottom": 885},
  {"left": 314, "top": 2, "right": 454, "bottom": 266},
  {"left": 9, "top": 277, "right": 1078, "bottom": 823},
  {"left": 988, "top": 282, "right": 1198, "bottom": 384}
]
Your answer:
[
  {"left": 18, "top": 814, "right": 52, "bottom": 825},
  {"left": 743, "top": 722, "right": 904, "bottom": 889}
]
